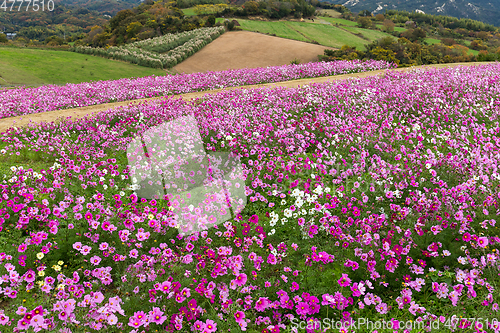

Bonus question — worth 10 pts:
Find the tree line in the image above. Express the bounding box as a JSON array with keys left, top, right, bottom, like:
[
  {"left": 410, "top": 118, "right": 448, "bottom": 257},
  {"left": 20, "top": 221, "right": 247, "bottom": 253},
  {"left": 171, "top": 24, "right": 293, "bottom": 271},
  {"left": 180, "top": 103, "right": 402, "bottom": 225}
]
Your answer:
[
  {"left": 322, "top": 37, "right": 499, "bottom": 67},
  {"left": 81, "top": 0, "right": 213, "bottom": 47},
  {"left": 217, "top": 0, "right": 316, "bottom": 20}
]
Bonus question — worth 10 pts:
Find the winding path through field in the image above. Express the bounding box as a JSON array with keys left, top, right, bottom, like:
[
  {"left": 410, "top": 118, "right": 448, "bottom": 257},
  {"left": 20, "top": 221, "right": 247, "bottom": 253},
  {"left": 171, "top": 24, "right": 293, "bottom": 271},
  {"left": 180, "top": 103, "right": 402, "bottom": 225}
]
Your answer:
[{"left": 0, "top": 62, "right": 495, "bottom": 133}]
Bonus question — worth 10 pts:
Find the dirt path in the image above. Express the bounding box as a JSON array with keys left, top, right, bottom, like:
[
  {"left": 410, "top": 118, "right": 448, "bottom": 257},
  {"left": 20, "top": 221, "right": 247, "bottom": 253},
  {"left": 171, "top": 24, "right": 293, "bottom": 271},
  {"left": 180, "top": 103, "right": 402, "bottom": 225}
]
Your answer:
[{"left": 0, "top": 62, "right": 495, "bottom": 133}]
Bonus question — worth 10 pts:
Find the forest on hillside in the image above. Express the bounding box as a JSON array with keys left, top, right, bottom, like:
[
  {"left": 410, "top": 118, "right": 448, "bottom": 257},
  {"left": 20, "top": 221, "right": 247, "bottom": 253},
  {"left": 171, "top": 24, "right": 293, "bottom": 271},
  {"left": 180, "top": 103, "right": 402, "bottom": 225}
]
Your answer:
[{"left": 56, "top": 0, "right": 143, "bottom": 15}]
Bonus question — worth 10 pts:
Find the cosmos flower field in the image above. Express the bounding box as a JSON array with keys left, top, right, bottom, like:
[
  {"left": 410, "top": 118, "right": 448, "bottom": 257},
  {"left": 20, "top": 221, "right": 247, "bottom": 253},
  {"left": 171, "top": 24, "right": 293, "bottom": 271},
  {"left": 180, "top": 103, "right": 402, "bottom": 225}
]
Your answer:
[
  {"left": 1, "top": 62, "right": 500, "bottom": 333},
  {"left": 0, "top": 60, "right": 395, "bottom": 119}
]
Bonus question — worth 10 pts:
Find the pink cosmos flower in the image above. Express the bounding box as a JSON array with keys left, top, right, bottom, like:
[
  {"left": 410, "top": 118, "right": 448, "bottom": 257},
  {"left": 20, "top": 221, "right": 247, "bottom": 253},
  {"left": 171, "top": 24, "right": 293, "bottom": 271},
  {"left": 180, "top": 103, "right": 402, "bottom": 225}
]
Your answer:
[
  {"left": 107, "top": 314, "right": 118, "bottom": 325},
  {"left": 24, "top": 270, "right": 35, "bottom": 283},
  {"left": 254, "top": 297, "right": 269, "bottom": 312},
  {"left": 338, "top": 273, "right": 351, "bottom": 287},
  {"left": 204, "top": 319, "right": 217, "bottom": 333},
  {"left": 58, "top": 311, "right": 69, "bottom": 321},
  {"left": 133, "top": 311, "right": 147, "bottom": 323},
  {"left": 17, "top": 318, "right": 29, "bottom": 330},
  {"left": 477, "top": 237, "right": 489, "bottom": 248},
  {"left": 81, "top": 246, "right": 91, "bottom": 255},
  {"left": 193, "top": 320, "right": 205, "bottom": 331},
  {"left": 235, "top": 273, "right": 247, "bottom": 286},
  {"left": 234, "top": 310, "right": 245, "bottom": 322},
  {"left": 90, "top": 256, "right": 102, "bottom": 266},
  {"left": 128, "top": 318, "right": 142, "bottom": 329},
  {"left": 267, "top": 254, "right": 277, "bottom": 265}
]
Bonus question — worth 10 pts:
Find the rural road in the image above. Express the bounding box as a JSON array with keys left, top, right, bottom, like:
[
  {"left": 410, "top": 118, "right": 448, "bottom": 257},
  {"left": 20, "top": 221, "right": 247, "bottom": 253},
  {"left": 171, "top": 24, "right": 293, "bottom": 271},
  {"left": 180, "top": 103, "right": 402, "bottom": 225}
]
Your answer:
[{"left": 0, "top": 62, "right": 495, "bottom": 133}]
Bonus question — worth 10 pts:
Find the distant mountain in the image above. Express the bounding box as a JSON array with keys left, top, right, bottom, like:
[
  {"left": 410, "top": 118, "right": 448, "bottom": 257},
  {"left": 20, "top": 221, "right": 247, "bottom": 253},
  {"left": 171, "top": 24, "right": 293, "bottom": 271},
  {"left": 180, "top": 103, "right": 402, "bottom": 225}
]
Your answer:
[{"left": 339, "top": 0, "right": 500, "bottom": 27}]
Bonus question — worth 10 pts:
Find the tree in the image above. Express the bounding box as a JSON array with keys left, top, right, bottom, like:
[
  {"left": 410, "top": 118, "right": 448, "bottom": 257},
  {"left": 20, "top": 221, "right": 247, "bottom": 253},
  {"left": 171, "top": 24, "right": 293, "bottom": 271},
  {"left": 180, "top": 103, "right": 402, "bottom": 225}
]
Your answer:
[
  {"left": 476, "top": 31, "right": 489, "bottom": 40},
  {"left": 244, "top": 1, "right": 260, "bottom": 15},
  {"left": 452, "top": 44, "right": 469, "bottom": 56},
  {"left": 206, "top": 15, "right": 216, "bottom": 26},
  {"left": 470, "top": 39, "right": 487, "bottom": 51},
  {"left": 357, "top": 16, "right": 372, "bottom": 29},
  {"left": 382, "top": 19, "right": 395, "bottom": 32},
  {"left": 378, "top": 36, "right": 397, "bottom": 49},
  {"left": 85, "top": 25, "right": 104, "bottom": 45},
  {"left": 109, "top": 10, "right": 135, "bottom": 31},
  {"left": 0, "top": 33, "right": 7, "bottom": 43},
  {"left": 402, "top": 28, "right": 426, "bottom": 42},
  {"left": 413, "top": 27, "right": 426, "bottom": 40},
  {"left": 441, "top": 38, "right": 455, "bottom": 46},
  {"left": 359, "top": 9, "right": 372, "bottom": 17},
  {"left": 368, "top": 46, "right": 399, "bottom": 64},
  {"left": 45, "top": 35, "right": 65, "bottom": 45},
  {"left": 375, "top": 14, "right": 385, "bottom": 22},
  {"left": 126, "top": 21, "right": 143, "bottom": 39}
]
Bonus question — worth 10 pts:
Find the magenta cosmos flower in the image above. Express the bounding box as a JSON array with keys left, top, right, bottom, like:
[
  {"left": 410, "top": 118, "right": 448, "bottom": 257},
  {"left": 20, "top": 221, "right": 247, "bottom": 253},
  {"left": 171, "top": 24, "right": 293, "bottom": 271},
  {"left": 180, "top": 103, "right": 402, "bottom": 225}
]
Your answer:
[
  {"left": 235, "top": 273, "right": 247, "bottom": 286},
  {"left": 338, "top": 273, "right": 352, "bottom": 287}
]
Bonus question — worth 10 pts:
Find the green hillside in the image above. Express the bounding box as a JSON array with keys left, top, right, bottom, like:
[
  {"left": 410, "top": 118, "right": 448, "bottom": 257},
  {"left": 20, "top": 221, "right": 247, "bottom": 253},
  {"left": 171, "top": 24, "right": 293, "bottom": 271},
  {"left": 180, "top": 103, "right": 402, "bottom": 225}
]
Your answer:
[
  {"left": 0, "top": 47, "right": 165, "bottom": 87},
  {"left": 220, "top": 18, "right": 396, "bottom": 50}
]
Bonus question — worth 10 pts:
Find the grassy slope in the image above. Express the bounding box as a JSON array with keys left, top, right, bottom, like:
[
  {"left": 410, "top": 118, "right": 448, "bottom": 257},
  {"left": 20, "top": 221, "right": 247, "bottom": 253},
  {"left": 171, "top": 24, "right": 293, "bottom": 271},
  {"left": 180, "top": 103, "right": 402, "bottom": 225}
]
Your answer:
[
  {"left": 319, "top": 16, "right": 358, "bottom": 26},
  {"left": 289, "top": 21, "right": 369, "bottom": 49},
  {"left": 228, "top": 18, "right": 386, "bottom": 50},
  {"left": 341, "top": 25, "right": 396, "bottom": 41},
  {"left": 315, "top": 9, "right": 342, "bottom": 18},
  {"left": 182, "top": 7, "right": 197, "bottom": 16},
  {"left": 232, "top": 20, "right": 310, "bottom": 42},
  {"left": 425, "top": 38, "right": 441, "bottom": 45},
  {"left": 468, "top": 48, "right": 480, "bottom": 55},
  {"left": 0, "top": 47, "right": 165, "bottom": 87}
]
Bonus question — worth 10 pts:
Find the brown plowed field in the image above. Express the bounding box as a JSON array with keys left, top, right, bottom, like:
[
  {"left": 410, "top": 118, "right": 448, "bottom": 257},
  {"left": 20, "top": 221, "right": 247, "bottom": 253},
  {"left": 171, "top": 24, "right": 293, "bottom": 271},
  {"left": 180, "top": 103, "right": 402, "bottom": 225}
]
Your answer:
[
  {"left": 173, "top": 31, "right": 334, "bottom": 74},
  {"left": 0, "top": 62, "right": 495, "bottom": 133}
]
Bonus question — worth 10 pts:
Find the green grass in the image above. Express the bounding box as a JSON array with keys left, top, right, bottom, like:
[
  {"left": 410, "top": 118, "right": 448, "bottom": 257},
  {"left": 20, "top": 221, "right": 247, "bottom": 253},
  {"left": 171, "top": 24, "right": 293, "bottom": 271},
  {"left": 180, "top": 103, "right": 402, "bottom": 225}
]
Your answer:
[
  {"left": 468, "top": 48, "right": 479, "bottom": 55},
  {"left": 0, "top": 47, "right": 166, "bottom": 87},
  {"left": 232, "top": 19, "right": 310, "bottom": 42},
  {"left": 288, "top": 21, "right": 369, "bottom": 49},
  {"left": 374, "top": 23, "right": 407, "bottom": 33},
  {"left": 230, "top": 18, "right": 372, "bottom": 50},
  {"left": 315, "top": 9, "right": 342, "bottom": 18},
  {"left": 458, "top": 40, "right": 479, "bottom": 54},
  {"left": 318, "top": 16, "right": 358, "bottom": 26},
  {"left": 341, "top": 26, "right": 396, "bottom": 43},
  {"left": 424, "top": 38, "right": 441, "bottom": 45},
  {"left": 182, "top": 7, "right": 197, "bottom": 16}
]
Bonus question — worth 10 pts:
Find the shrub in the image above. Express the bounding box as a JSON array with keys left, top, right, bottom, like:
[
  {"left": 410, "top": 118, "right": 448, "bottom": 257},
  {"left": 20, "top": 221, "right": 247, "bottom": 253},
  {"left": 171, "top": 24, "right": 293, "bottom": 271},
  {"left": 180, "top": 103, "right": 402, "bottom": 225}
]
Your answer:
[
  {"left": 72, "top": 27, "right": 225, "bottom": 69},
  {"left": 0, "top": 33, "right": 8, "bottom": 43},
  {"left": 357, "top": 16, "right": 372, "bottom": 29},
  {"left": 206, "top": 15, "right": 216, "bottom": 26},
  {"left": 441, "top": 38, "right": 456, "bottom": 46},
  {"left": 382, "top": 19, "right": 395, "bottom": 33}
]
